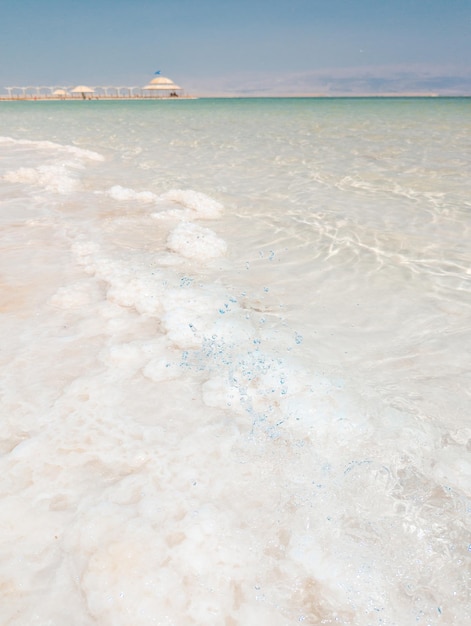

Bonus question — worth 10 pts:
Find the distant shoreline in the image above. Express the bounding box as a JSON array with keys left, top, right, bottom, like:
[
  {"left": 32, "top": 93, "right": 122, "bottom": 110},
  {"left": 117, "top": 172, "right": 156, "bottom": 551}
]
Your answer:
[
  {"left": 1, "top": 94, "right": 470, "bottom": 102},
  {"left": 0, "top": 95, "right": 198, "bottom": 102}
]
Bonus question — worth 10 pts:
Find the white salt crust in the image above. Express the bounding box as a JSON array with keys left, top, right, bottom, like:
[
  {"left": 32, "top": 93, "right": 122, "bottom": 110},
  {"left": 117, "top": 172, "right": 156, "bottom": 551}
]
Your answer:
[{"left": 1, "top": 114, "right": 470, "bottom": 626}]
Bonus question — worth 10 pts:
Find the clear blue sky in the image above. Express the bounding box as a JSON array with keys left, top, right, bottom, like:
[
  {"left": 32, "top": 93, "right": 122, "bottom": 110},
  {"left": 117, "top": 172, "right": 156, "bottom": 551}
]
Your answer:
[{"left": 1, "top": 0, "right": 470, "bottom": 95}]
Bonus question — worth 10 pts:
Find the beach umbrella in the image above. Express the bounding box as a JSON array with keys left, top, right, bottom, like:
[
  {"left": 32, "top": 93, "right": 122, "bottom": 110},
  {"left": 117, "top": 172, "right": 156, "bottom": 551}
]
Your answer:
[
  {"left": 71, "top": 85, "right": 95, "bottom": 99},
  {"left": 52, "top": 89, "right": 69, "bottom": 97}
]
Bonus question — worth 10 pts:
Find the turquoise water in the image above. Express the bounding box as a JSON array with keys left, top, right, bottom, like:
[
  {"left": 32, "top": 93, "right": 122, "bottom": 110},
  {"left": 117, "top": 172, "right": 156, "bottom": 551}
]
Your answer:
[{"left": 1, "top": 98, "right": 470, "bottom": 625}]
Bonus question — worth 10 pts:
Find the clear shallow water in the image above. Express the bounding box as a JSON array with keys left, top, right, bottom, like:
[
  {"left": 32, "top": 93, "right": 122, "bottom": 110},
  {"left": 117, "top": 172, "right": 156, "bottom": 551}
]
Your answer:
[{"left": 0, "top": 98, "right": 470, "bottom": 625}]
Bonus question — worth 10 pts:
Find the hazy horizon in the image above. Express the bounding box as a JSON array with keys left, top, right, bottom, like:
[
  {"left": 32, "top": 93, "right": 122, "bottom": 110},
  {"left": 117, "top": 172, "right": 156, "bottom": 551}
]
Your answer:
[{"left": 1, "top": 0, "right": 470, "bottom": 97}]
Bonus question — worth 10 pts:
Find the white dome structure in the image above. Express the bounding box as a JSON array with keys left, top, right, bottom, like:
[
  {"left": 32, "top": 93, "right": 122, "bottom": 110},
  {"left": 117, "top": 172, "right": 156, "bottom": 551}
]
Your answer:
[
  {"left": 149, "top": 76, "right": 175, "bottom": 86},
  {"left": 142, "top": 76, "right": 183, "bottom": 96}
]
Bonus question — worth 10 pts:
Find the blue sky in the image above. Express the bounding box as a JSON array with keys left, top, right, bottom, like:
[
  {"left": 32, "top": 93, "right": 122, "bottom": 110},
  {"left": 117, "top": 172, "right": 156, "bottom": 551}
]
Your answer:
[{"left": 1, "top": 0, "right": 470, "bottom": 95}]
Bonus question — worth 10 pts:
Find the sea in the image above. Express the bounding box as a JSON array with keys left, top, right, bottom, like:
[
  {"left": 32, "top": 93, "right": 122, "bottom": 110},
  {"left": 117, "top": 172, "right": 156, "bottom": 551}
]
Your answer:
[{"left": 0, "top": 97, "right": 470, "bottom": 626}]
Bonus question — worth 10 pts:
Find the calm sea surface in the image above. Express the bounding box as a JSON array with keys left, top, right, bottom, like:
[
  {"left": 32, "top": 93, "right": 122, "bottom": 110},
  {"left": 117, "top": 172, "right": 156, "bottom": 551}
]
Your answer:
[{"left": 1, "top": 98, "right": 470, "bottom": 625}]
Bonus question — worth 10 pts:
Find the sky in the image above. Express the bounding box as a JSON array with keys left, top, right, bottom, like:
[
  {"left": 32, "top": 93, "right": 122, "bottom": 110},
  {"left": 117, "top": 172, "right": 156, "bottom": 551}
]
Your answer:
[{"left": 1, "top": 0, "right": 470, "bottom": 95}]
